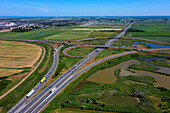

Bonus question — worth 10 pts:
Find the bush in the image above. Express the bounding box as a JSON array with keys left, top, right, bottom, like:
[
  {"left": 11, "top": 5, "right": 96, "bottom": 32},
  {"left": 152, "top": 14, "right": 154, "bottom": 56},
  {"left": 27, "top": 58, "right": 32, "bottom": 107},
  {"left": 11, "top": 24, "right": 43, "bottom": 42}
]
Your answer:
[
  {"left": 157, "top": 87, "right": 168, "bottom": 91},
  {"left": 114, "top": 69, "right": 121, "bottom": 76},
  {"left": 162, "top": 96, "right": 170, "bottom": 102},
  {"left": 124, "top": 75, "right": 156, "bottom": 85},
  {"left": 12, "top": 28, "right": 33, "bottom": 32}
]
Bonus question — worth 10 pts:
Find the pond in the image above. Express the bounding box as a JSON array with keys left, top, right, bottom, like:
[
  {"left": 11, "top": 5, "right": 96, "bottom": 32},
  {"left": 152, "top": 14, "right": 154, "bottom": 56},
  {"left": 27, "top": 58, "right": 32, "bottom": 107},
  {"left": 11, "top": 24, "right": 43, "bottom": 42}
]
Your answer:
[
  {"left": 136, "top": 42, "right": 170, "bottom": 49},
  {"left": 87, "top": 60, "right": 140, "bottom": 84},
  {"left": 88, "top": 59, "right": 170, "bottom": 89},
  {"left": 99, "top": 91, "right": 138, "bottom": 106}
]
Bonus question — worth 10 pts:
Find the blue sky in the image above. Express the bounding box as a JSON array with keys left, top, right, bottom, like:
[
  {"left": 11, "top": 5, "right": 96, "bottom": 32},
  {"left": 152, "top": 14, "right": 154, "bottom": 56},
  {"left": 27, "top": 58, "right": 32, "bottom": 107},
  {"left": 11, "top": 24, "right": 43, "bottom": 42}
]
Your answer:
[{"left": 0, "top": 0, "right": 170, "bottom": 16}]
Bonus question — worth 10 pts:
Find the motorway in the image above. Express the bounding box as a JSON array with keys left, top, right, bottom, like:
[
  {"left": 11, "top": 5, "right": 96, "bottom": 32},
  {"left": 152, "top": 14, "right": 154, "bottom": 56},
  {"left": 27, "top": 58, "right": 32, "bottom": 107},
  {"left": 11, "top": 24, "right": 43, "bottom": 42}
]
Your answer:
[
  {"left": 4, "top": 22, "right": 134, "bottom": 113},
  {"left": 12, "top": 23, "right": 135, "bottom": 113},
  {"left": 18, "top": 40, "right": 116, "bottom": 113},
  {"left": 8, "top": 43, "right": 64, "bottom": 113}
]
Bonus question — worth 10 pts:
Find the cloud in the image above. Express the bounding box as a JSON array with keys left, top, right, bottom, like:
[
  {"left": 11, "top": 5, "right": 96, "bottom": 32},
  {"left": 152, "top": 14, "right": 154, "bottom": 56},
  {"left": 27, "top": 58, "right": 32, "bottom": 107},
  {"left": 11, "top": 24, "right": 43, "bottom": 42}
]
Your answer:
[{"left": 27, "top": 1, "right": 48, "bottom": 7}]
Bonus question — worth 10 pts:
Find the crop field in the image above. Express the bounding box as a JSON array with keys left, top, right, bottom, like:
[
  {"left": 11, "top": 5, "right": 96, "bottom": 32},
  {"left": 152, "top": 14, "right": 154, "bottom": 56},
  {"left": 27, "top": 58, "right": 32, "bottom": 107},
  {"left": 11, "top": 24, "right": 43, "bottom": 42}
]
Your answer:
[
  {"left": 44, "top": 30, "right": 91, "bottom": 40},
  {"left": 78, "top": 24, "right": 126, "bottom": 29},
  {"left": 127, "top": 22, "right": 170, "bottom": 41},
  {"left": 0, "top": 42, "right": 54, "bottom": 112},
  {"left": 0, "top": 28, "right": 65, "bottom": 40},
  {"left": 81, "top": 38, "right": 111, "bottom": 43},
  {"left": 0, "top": 40, "right": 42, "bottom": 69},
  {"left": 0, "top": 69, "right": 23, "bottom": 77},
  {"left": 87, "top": 31, "right": 116, "bottom": 38}
]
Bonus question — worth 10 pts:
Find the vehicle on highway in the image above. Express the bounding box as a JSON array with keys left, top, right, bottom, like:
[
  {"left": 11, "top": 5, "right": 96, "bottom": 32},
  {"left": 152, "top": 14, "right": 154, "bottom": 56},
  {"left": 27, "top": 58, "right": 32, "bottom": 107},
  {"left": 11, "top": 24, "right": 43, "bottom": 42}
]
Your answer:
[
  {"left": 26, "top": 90, "right": 35, "bottom": 98},
  {"left": 95, "top": 50, "right": 99, "bottom": 52},
  {"left": 40, "top": 77, "right": 46, "bottom": 83},
  {"left": 55, "top": 49, "right": 57, "bottom": 51},
  {"left": 50, "top": 87, "right": 56, "bottom": 93}
]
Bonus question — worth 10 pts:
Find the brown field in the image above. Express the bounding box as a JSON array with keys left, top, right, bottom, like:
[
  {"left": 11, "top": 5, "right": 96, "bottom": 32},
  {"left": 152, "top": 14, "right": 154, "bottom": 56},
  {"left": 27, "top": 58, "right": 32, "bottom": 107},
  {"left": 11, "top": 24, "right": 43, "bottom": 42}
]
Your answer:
[
  {"left": 0, "top": 40, "right": 42, "bottom": 77},
  {"left": 0, "top": 69, "right": 23, "bottom": 77},
  {"left": 0, "top": 40, "right": 42, "bottom": 68}
]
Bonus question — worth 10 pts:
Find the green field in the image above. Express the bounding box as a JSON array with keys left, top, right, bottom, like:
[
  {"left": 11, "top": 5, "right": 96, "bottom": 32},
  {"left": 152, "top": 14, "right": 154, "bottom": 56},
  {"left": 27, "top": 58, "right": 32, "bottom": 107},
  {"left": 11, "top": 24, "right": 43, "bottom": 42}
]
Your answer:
[
  {"left": 0, "top": 28, "right": 64, "bottom": 40},
  {"left": 81, "top": 38, "right": 111, "bottom": 43},
  {"left": 127, "top": 23, "right": 170, "bottom": 41},
  {"left": 74, "top": 24, "right": 126, "bottom": 29},
  {"left": 0, "top": 24, "right": 125, "bottom": 40},
  {"left": 87, "top": 31, "right": 116, "bottom": 38},
  {"left": 44, "top": 30, "right": 91, "bottom": 40},
  {"left": 67, "top": 47, "right": 95, "bottom": 56},
  {"left": 95, "top": 49, "right": 123, "bottom": 60}
]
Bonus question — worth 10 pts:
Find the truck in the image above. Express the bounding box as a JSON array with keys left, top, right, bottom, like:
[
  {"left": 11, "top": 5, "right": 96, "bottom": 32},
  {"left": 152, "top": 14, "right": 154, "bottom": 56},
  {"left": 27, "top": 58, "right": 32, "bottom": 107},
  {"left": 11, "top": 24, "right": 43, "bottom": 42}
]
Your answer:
[
  {"left": 40, "top": 77, "right": 46, "bottom": 83},
  {"left": 26, "top": 90, "right": 35, "bottom": 98}
]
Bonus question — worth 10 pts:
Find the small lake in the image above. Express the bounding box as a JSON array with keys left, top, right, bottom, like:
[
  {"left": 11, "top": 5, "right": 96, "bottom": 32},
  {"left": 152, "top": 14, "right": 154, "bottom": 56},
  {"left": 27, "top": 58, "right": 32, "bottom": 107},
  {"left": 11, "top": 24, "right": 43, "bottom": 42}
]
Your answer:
[
  {"left": 100, "top": 91, "right": 138, "bottom": 106},
  {"left": 136, "top": 42, "right": 170, "bottom": 49},
  {"left": 87, "top": 60, "right": 170, "bottom": 89},
  {"left": 87, "top": 60, "right": 140, "bottom": 84}
]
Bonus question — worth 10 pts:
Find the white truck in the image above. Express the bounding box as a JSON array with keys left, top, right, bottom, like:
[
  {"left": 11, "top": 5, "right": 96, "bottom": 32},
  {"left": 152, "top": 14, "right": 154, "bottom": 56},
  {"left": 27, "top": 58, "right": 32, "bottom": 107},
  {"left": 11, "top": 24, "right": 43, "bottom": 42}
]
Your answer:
[{"left": 26, "top": 90, "right": 35, "bottom": 98}]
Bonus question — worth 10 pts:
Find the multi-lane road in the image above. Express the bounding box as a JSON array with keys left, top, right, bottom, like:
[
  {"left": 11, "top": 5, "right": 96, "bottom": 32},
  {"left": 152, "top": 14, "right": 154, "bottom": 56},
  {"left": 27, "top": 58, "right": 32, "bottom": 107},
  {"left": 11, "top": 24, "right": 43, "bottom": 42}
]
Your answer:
[
  {"left": 6, "top": 23, "right": 135, "bottom": 113},
  {"left": 6, "top": 22, "right": 170, "bottom": 113},
  {"left": 8, "top": 44, "right": 64, "bottom": 113}
]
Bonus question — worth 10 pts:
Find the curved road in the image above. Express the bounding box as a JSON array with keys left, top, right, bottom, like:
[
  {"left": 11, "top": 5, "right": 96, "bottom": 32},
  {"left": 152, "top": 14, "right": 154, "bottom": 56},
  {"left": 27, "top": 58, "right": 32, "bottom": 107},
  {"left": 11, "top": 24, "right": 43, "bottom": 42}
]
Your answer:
[{"left": 8, "top": 22, "right": 134, "bottom": 113}]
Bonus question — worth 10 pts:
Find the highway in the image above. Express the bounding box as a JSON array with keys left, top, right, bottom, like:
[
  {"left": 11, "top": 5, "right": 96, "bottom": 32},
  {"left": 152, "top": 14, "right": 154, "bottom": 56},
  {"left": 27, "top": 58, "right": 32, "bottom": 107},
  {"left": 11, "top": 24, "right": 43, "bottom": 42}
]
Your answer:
[
  {"left": 8, "top": 44, "right": 64, "bottom": 113},
  {"left": 7, "top": 22, "right": 134, "bottom": 113}
]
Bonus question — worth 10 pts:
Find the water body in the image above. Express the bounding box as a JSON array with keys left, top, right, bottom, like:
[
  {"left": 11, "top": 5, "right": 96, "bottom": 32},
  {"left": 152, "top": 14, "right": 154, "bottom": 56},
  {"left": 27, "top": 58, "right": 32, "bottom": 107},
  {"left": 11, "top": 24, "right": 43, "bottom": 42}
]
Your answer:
[
  {"left": 87, "top": 60, "right": 140, "bottom": 84},
  {"left": 136, "top": 42, "right": 170, "bottom": 48},
  {"left": 100, "top": 91, "right": 138, "bottom": 106},
  {"left": 88, "top": 60, "right": 170, "bottom": 89}
]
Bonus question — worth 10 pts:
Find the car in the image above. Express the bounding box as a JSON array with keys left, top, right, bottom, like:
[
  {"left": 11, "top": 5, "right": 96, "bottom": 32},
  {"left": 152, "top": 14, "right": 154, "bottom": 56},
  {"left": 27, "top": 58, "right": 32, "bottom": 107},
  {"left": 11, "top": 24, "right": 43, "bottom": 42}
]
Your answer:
[{"left": 95, "top": 50, "right": 99, "bottom": 52}]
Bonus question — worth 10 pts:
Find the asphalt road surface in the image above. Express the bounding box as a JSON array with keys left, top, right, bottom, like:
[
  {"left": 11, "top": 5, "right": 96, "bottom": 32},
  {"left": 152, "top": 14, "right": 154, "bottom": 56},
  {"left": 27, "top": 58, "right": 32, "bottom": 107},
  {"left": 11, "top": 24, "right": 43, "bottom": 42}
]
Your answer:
[
  {"left": 8, "top": 23, "right": 135, "bottom": 113},
  {"left": 8, "top": 44, "right": 64, "bottom": 113}
]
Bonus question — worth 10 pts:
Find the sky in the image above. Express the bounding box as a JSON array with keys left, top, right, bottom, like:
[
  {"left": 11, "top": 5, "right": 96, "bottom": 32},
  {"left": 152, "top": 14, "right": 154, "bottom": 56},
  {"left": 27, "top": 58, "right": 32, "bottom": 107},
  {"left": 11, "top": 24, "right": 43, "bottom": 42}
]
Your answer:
[{"left": 0, "top": 0, "right": 170, "bottom": 16}]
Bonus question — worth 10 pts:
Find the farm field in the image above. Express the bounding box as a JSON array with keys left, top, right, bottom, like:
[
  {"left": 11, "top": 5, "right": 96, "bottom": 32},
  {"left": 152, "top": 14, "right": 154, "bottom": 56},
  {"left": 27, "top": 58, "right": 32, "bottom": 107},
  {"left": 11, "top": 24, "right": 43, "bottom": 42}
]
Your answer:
[
  {"left": 78, "top": 24, "right": 126, "bottom": 29},
  {"left": 0, "top": 42, "right": 54, "bottom": 112},
  {"left": 127, "top": 22, "right": 170, "bottom": 41},
  {"left": 81, "top": 38, "right": 111, "bottom": 43},
  {"left": 44, "top": 30, "right": 91, "bottom": 40},
  {"left": 0, "top": 40, "right": 42, "bottom": 69},
  {"left": 87, "top": 31, "right": 116, "bottom": 38},
  {"left": 0, "top": 27, "right": 64, "bottom": 39}
]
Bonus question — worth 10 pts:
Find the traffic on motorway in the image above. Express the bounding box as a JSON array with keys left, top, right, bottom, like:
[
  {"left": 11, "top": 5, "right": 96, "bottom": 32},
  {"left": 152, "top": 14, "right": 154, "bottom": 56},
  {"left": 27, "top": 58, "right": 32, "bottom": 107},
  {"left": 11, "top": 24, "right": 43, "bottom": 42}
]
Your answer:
[{"left": 8, "top": 23, "right": 135, "bottom": 113}]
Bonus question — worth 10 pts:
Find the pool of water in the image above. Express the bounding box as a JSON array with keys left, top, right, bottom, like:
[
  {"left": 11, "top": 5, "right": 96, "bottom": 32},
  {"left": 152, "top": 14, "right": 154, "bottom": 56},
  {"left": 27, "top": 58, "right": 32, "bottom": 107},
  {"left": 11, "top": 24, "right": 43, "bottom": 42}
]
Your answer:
[
  {"left": 136, "top": 42, "right": 170, "bottom": 49},
  {"left": 99, "top": 91, "right": 138, "bottom": 106},
  {"left": 88, "top": 59, "right": 170, "bottom": 89},
  {"left": 87, "top": 60, "right": 140, "bottom": 84}
]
